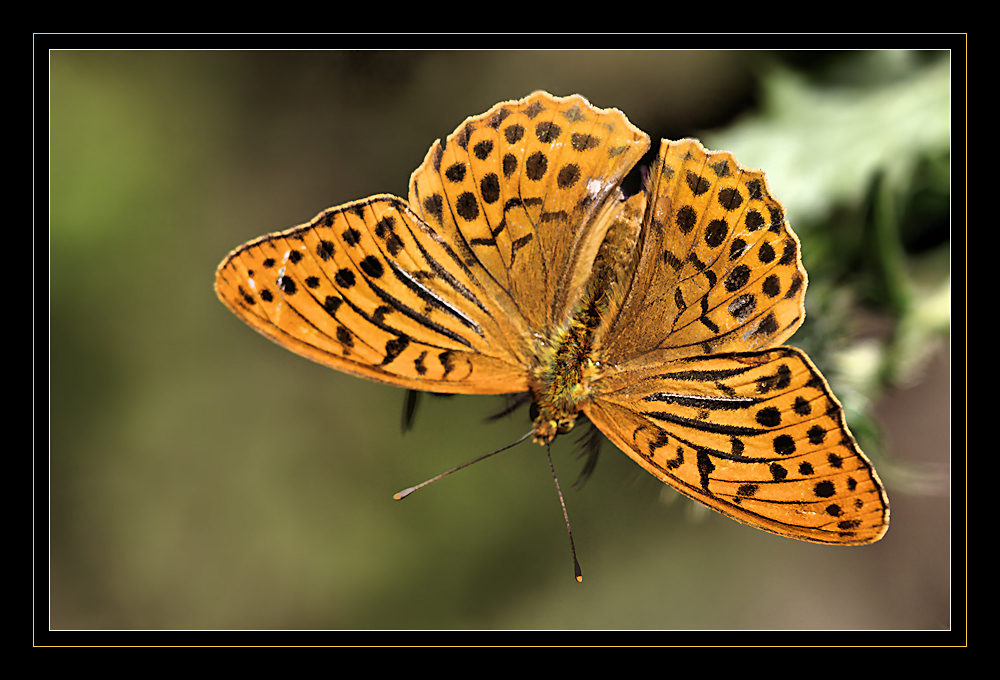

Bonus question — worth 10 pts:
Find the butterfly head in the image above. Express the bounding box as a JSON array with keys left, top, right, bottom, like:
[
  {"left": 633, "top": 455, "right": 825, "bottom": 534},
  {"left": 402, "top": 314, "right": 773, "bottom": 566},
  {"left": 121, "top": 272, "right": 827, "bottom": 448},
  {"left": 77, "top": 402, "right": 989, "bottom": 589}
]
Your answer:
[{"left": 529, "top": 400, "right": 579, "bottom": 445}]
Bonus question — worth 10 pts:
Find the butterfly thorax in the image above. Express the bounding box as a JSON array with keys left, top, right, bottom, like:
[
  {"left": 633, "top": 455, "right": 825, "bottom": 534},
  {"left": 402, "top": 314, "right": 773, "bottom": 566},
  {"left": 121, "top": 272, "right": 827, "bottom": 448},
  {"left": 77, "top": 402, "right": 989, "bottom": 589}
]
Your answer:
[{"left": 529, "top": 196, "right": 644, "bottom": 444}]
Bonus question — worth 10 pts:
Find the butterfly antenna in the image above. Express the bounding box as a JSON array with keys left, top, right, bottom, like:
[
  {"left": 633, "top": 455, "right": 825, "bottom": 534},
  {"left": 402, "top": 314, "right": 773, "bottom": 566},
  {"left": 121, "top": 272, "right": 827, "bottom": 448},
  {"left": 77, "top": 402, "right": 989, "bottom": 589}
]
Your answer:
[
  {"left": 547, "top": 443, "right": 583, "bottom": 583},
  {"left": 393, "top": 430, "right": 534, "bottom": 500}
]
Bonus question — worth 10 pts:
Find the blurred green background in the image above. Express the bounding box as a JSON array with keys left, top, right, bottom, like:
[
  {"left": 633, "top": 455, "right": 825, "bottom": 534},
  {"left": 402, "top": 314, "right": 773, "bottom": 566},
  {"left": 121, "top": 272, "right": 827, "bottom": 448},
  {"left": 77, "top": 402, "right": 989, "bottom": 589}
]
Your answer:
[{"left": 48, "top": 49, "right": 951, "bottom": 630}]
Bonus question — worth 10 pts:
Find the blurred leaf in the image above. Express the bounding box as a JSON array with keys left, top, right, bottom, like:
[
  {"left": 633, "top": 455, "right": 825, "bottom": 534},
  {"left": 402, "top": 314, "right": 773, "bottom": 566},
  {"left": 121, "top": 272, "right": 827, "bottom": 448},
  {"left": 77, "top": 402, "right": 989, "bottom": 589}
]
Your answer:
[{"left": 705, "top": 52, "right": 949, "bottom": 225}]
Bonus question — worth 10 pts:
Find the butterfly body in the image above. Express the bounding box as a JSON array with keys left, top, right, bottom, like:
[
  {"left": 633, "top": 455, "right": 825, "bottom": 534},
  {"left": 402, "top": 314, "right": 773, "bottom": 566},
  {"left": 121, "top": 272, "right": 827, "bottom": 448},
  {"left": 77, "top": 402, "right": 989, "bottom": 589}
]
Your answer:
[
  {"left": 217, "top": 91, "right": 888, "bottom": 546},
  {"left": 527, "top": 187, "right": 645, "bottom": 443}
]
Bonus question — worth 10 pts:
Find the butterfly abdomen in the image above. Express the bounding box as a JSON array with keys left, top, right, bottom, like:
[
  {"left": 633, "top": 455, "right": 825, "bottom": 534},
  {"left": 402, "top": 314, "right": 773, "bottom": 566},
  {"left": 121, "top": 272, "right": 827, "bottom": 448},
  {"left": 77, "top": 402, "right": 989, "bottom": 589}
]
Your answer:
[{"left": 527, "top": 305, "right": 598, "bottom": 443}]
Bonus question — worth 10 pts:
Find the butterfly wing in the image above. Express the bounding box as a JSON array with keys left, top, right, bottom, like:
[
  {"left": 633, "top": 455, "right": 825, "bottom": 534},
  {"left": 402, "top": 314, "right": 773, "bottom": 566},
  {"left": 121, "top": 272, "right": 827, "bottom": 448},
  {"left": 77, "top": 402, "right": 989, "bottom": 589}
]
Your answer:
[
  {"left": 585, "top": 348, "right": 889, "bottom": 544},
  {"left": 587, "top": 139, "right": 888, "bottom": 544},
  {"left": 215, "top": 195, "right": 529, "bottom": 394},
  {"left": 596, "top": 139, "right": 807, "bottom": 362},
  {"left": 408, "top": 91, "right": 651, "bottom": 336}
]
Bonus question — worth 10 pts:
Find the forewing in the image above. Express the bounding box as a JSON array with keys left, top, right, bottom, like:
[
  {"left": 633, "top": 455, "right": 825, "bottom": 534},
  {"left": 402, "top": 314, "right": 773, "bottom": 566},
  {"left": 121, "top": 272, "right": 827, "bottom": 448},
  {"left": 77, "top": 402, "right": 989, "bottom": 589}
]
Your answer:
[
  {"left": 599, "top": 139, "right": 807, "bottom": 362},
  {"left": 215, "top": 195, "right": 529, "bottom": 394}
]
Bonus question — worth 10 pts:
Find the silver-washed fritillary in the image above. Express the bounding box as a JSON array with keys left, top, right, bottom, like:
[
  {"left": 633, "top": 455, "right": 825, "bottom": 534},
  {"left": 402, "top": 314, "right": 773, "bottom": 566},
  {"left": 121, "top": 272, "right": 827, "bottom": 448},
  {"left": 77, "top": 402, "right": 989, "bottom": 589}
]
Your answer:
[{"left": 216, "top": 91, "right": 889, "bottom": 552}]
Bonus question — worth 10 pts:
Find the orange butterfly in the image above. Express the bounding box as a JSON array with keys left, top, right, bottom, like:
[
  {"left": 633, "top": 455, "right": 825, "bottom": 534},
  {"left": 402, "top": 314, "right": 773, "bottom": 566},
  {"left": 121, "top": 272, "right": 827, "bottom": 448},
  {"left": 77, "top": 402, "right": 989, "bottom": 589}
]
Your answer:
[{"left": 216, "top": 91, "right": 888, "bottom": 557}]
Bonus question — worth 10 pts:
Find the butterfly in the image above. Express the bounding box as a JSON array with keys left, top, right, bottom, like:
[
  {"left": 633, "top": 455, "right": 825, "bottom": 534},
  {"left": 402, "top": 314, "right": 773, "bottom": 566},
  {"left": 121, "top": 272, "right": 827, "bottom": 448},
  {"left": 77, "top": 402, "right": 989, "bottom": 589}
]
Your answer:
[{"left": 216, "top": 91, "right": 889, "bottom": 554}]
